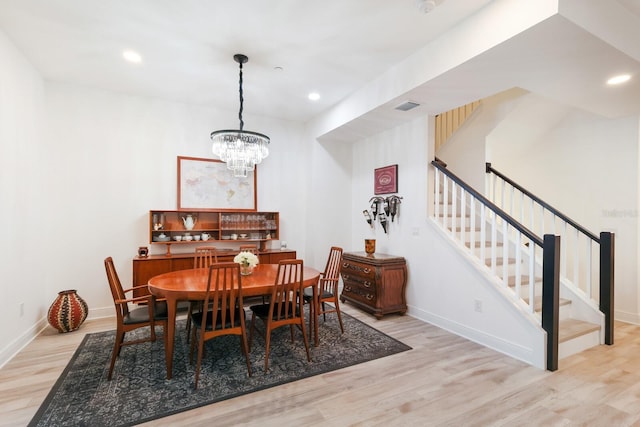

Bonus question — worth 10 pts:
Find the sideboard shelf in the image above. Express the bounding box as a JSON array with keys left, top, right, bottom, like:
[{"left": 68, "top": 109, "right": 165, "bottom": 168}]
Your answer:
[{"left": 149, "top": 210, "right": 279, "bottom": 255}]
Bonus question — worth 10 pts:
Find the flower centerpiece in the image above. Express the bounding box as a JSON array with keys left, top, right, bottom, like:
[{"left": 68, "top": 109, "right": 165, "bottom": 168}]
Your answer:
[{"left": 234, "top": 251, "right": 259, "bottom": 275}]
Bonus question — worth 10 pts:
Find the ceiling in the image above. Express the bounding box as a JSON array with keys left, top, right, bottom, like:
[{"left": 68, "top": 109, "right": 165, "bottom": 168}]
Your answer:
[{"left": 1, "top": 0, "right": 640, "bottom": 139}]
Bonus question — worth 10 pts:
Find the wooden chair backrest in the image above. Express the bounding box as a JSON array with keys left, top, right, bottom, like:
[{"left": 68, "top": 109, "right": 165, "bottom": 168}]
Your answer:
[
  {"left": 194, "top": 246, "right": 218, "bottom": 269},
  {"left": 104, "top": 256, "right": 129, "bottom": 319},
  {"left": 320, "top": 246, "right": 343, "bottom": 294},
  {"left": 202, "top": 262, "right": 244, "bottom": 331},
  {"left": 269, "top": 259, "right": 304, "bottom": 322},
  {"left": 239, "top": 245, "right": 259, "bottom": 262},
  {"left": 239, "top": 245, "right": 258, "bottom": 254}
]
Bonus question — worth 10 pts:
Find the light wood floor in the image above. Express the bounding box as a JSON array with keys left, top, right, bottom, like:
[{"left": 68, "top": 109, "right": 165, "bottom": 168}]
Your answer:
[{"left": 3, "top": 305, "right": 640, "bottom": 426}]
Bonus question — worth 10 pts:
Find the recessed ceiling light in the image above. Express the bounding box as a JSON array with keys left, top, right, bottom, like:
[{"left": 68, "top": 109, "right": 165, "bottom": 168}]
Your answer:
[
  {"left": 122, "top": 50, "right": 142, "bottom": 64},
  {"left": 607, "top": 74, "right": 631, "bottom": 85},
  {"left": 308, "top": 92, "right": 320, "bottom": 101}
]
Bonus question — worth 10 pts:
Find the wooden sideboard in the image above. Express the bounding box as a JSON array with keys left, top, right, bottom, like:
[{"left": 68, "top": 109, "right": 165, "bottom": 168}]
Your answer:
[
  {"left": 340, "top": 252, "right": 407, "bottom": 319},
  {"left": 132, "top": 249, "right": 297, "bottom": 297}
]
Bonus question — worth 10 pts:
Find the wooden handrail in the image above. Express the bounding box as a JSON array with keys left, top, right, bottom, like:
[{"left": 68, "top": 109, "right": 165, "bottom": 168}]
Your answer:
[
  {"left": 486, "top": 163, "right": 600, "bottom": 242},
  {"left": 432, "top": 160, "right": 543, "bottom": 247}
]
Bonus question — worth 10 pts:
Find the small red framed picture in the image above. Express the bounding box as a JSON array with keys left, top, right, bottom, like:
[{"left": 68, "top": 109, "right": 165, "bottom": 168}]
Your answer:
[{"left": 374, "top": 164, "right": 398, "bottom": 194}]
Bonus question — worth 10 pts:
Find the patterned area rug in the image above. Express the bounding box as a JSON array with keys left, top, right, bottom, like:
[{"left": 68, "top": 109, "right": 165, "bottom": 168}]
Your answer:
[{"left": 29, "top": 312, "right": 411, "bottom": 426}]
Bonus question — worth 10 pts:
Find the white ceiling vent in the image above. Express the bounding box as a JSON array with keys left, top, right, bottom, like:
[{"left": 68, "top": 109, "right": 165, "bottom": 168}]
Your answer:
[{"left": 394, "top": 101, "right": 421, "bottom": 111}]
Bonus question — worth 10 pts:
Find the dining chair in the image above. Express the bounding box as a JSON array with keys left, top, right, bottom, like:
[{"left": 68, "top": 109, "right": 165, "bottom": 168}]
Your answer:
[
  {"left": 190, "top": 262, "right": 251, "bottom": 388},
  {"left": 239, "top": 244, "right": 259, "bottom": 258},
  {"left": 186, "top": 246, "right": 219, "bottom": 339},
  {"left": 249, "top": 259, "right": 311, "bottom": 372},
  {"left": 303, "top": 246, "right": 344, "bottom": 336},
  {"left": 104, "top": 257, "right": 168, "bottom": 380},
  {"left": 238, "top": 245, "right": 265, "bottom": 304}
]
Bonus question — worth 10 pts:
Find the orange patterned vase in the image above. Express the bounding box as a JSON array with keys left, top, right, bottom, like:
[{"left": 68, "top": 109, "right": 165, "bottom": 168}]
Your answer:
[{"left": 47, "top": 290, "right": 88, "bottom": 333}]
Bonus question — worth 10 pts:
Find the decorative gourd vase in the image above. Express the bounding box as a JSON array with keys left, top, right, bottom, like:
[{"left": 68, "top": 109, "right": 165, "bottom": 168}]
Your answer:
[
  {"left": 47, "top": 290, "right": 88, "bottom": 333},
  {"left": 240, "top": 264, "right": 253, "bottom": 276},
  {"left": 365, "top": 239, "right": 376, "bottom": 255}
]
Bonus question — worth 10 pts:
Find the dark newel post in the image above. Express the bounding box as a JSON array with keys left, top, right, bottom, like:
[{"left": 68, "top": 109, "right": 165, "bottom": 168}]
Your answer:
[
  {"left": 542, "top": 234, "right": 560, "bottom": 371},
  {"left": 599, "top": 232, "right": 615, "bottom": 345}
]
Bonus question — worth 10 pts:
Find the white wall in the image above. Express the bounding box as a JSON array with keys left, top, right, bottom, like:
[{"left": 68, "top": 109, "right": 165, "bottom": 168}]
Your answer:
[
  {"left": 304, "top": 134, "right": 353, "bottom": 269},
  {"left": 488, "top": 101, "right": 640, "bottom": 323},
  {"left": 0, "top": 75, "right": 311, "bottom": 365},
  {"left": 349, "top": 116, "right": 545, "bottom": 368},
  {"left": 0, "top": 28, "right": 47, "bottom": 366}
]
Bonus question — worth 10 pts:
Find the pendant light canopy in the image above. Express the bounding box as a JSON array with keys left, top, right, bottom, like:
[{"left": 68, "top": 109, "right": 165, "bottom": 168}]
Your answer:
[{"left": 211, "top": 54, "right": 270, "bottom": 177}]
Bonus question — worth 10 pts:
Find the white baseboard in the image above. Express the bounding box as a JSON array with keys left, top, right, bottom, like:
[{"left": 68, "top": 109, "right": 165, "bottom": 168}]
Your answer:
[
  {"left": 0, "top": 317, "right": 48, "bottom": 370},
  {"left": 407, "top": 305, "right": 545, "bottom": 370},
  {"left": 0, "top": 306, "right": 116, "bottom": 369}
]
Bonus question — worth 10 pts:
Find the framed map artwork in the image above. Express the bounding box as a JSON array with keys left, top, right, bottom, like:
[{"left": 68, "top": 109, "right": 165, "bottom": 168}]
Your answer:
[{"left": 177, "top": 156, "right": 257, "bottom": 211}]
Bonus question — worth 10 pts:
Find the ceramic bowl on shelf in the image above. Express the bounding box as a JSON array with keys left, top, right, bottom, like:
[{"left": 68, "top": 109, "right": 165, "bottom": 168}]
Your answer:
[
  {"left": 221, "top": 235, "right": 230, "bottom": 240},
  {"left": 239, "top": 234, "right": 248, "bottom": 239},
  {"left": 194, "top": 235, "right": 201, "bottom": 241},
  {"left": 184, "top": 235, "right": 193, "bottom": 241},
  {"left": 173, "top": 236, "right": 182, "bottom": 241}
]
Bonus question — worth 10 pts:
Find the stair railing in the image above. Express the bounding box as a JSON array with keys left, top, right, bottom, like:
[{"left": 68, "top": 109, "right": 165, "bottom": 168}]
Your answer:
[
  {"left": 431, "top": 160, "right": 561, "bottom": 370},
  {"left": 485, "top": 163, "right": 614, "bottom": 344}
]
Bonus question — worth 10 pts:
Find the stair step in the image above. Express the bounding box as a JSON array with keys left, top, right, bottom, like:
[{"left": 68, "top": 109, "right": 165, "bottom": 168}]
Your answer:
[
  {"left": 465, "top": 241, "right": 504, "bottom": 248},
  {"left": 559, "top": 318, "right": 600, "bottom": 343},
  {"left": 448, "top": 226, "right": 481, "bottom": 232},
  {"left": 522, "top": 296, "right": 571, "bottom": 312},
  {"left": 507, "top": 275, "right": 542, "bottom": 286},
  {"left": 485, "top": 257, "right": 517, "bottom": 266}
]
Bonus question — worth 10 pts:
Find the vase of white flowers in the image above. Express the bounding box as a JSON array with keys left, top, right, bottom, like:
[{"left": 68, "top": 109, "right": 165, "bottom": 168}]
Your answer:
[{"left": 234, "top": 251, "right": 259, "bottom": 275}]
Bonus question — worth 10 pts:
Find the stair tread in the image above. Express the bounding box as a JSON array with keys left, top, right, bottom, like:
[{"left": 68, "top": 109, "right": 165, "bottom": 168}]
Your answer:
[
  {"left": 485, "top": 257, "right": 518, "bottom": 266},
  {"left": 559, "top": 318, "right": 600, "bottom": 343},
  {"left": 465, "top": 241, "right": 504, "bottom": 248},
  {"left": 522, "top": 296, "right": 571, "bottom": 311},
  {"left": 508, "top": 275, "right": 542, "bottom": 286}
]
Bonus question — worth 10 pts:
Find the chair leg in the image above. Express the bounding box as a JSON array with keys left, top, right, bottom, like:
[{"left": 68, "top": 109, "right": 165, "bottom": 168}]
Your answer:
[
  {"left": 240, "top": 333, "right": 252, "bottom": 376},
  {"left": 248, "top": 312, "right": 257, "bottom": 352},
  {"left": 308, "top": 297, "right": 316, "bottom": 336},
  {"left": 264, "top": 323, "right": 272, "bottom": 372},
  {"left": 194, "top": 333, "right": 205, "bottom": 389},
  {"left": 299, "top": 319, "right": 311, "bottom": 362},
  {"left": 334, "top": 299, "right": 345, "bottom": 334},
  {"left": 186, "top": 301, "right": 201, "bottom": 343},
  {"left": 189, "top": 327, "right": 197, "bottom": 364},
  {"left": 108, "top": 328, "right": 125, "bottom": 380}
]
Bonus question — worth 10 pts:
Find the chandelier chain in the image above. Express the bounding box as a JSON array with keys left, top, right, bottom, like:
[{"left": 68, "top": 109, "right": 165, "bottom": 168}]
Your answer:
[
  {"left": 210, "top": 53, "right": 269, "bottom": 177},
  {"left": 238, "top": 61, "right": 244, "bottom": 131}
]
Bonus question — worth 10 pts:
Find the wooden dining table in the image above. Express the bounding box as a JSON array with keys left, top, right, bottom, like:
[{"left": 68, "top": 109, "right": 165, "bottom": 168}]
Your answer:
[{"left": 148, "top": 263, "right": 321, "bottom": 379}]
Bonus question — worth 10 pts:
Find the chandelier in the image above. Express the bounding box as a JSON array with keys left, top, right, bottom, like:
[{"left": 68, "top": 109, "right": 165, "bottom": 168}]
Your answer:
[{"left": 211, "top": 54, "right": 270, "bottom": 177}]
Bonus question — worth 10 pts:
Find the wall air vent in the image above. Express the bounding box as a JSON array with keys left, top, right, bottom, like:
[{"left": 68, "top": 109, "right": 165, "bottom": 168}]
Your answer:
[{"left": 394, "top": 101, "right": 420, "bottom": 111}]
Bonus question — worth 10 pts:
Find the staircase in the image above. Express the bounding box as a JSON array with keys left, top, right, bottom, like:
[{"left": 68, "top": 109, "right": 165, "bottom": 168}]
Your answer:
[{"left": 431, "top": 160, "right": 614, "bottom": 370}]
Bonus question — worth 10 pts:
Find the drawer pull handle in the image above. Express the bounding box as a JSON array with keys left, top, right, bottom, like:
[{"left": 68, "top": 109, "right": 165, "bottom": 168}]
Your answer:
[
  {"left": 363, "top": 281, "right": 372, "bottom": 288},
  {"left": 366, "top": 294, "right": 374, "bottom": 300},
  {"left": 342, "top": 263, "right": 371, "bottom": 275}
]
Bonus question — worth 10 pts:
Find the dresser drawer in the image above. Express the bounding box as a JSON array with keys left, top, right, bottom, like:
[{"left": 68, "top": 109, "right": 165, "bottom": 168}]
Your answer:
[
  {"left": 341, "top": 260, "right": 375, "bottom": 280},
  {"left": 342, "top": 279, "right": 377, "bottom": 304}
]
